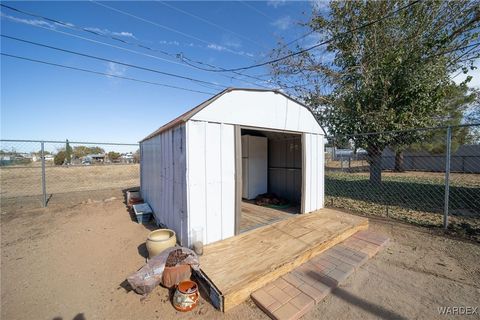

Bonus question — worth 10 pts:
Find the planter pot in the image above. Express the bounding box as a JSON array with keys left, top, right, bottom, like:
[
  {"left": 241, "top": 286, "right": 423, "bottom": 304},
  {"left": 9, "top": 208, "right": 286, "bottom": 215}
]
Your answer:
[
  {"left": 173, "top": 280, "right": 199, "bottom": 312},
  {"left": 146, "top": 229, "right": 176, "bottom": 258},
  {"left": 162, "top": 264, "right": 191, "bottom": 288}
]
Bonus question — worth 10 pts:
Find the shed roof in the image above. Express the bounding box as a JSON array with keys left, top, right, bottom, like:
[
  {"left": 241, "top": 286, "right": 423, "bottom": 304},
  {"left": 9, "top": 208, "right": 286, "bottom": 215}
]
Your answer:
[{"left": 140, "top": 88, "right": 322, "bottom": 142}]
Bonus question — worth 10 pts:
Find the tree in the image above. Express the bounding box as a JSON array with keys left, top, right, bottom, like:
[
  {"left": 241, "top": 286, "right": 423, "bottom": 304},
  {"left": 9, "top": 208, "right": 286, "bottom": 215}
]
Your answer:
[
  {"left": 133, "top": 149, "right": 140, "bottom": 163},
  {"left": 108, "top": 151, "right": 121, "bottom": 161},
  {"left": 65, "top": 140, "right": 72, "bottom": 165},
  {"left": 54, "top": 151, "right": 66, "bottom": 166},
  {"left": 73, "top": 146, "right": 105, "bottom": 158},
  {"left": 394, "top": 83, "right": 477, "bottom": 171},
  {"left": 271, "top": 0, "right": 479, "bottom": 183}
]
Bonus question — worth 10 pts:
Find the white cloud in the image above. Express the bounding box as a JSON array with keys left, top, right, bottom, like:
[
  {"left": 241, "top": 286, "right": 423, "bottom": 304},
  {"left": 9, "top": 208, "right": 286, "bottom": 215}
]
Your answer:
[
  {"left": 452, "top": 59, "right": 480, "bottom": 90},
  {"left": 2, "top": 12, "right": 136, "bottom": 40},
  {"left": 159, "top": 40, "right": 180, "bottom": 46},
  {"left": 267, "top": 0, "right": 286, "bottom": 8},
  {"left": 271, "top": 16, "right": 292, "bottom": 30},
  {"left": 1, "top": 12, "right": 55, "bottom": 28},
  {"left": 206, "top": 43, "right": 254, "bottom": 58},
  {"left": 222, "top": 35, "right": 242, "bottom": 49},
  {"left": 112, "top": 31, "right": 135, "bottom": 38},
  {"left": 106, "top": 62, "right": 127, "bottom": 78},
  {"left": 84, "top": 27, "right": 136, "bottom": 39},
  {"left": 207, "top": 43, "right": 228, "bottom": 51}
]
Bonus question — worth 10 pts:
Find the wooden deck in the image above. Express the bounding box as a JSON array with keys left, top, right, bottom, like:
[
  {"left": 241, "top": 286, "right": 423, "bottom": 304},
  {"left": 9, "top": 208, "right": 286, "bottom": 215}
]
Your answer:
[
  {"left": 239, "top": 201, "right": 299, "bottom": 233},
  {"left": 198, "top": 208, "right": 368, "bottom": 312}
]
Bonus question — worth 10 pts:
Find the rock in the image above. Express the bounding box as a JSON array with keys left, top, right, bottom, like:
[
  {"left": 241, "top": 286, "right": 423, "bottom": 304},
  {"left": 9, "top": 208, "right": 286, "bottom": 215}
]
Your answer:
[{"left": 104, "top": 197, "right": 117, "bottom": 202}]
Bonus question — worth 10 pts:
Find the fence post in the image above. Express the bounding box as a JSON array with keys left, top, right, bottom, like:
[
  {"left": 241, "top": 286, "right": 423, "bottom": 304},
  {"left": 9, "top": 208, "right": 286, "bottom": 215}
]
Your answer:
[
  {"left": 41, "top": 141, "right": 47, "bottom": 207},
  {"left": 443, "top": 126, "right": 452, "bottom": 230}
]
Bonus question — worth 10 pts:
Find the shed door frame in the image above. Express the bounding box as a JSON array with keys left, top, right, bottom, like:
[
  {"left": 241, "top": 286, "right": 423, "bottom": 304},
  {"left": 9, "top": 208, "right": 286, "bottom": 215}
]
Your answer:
[{"left": 234, "top": 125, "right": 306, "bottom": 235}]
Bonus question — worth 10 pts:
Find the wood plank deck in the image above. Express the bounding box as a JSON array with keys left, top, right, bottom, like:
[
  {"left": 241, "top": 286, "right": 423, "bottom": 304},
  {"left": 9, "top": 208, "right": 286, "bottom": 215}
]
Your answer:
[
  {"left": 198, "top": 208, "right": 369, "bottom": 312},
  {"left": 240, "top": 201, "right": 299, "bottom": 233}
]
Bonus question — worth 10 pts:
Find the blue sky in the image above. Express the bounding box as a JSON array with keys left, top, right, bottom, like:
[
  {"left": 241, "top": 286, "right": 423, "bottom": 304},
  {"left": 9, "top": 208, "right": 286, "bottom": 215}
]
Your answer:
[{"left": 1, "top": 0, "right": 322, "bottom": 144}]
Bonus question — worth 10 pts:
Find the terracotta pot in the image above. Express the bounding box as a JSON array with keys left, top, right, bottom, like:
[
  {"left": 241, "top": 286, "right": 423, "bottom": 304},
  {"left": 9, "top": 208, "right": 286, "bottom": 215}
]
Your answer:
[
  {"left": 173, "top": 280, "right": 199, "bottom": 312},
  {"left": 162, "top": 264, "right": 191, "bottom": 288},
  {"left": 146, "top": 229, "right": 176, "bottom": 258}
]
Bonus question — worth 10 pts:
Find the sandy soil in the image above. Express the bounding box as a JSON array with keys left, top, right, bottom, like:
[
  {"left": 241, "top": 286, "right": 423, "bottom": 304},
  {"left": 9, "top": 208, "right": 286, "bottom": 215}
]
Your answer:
[{"left": 1, "top": 197, "right": 479, "bottom": 320}]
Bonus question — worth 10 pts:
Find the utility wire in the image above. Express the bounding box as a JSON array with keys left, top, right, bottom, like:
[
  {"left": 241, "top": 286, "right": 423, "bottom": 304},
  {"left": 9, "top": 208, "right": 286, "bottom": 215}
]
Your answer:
[
  {"left": 89, "top": 0, "right": 254, "bottom": 60},
  {"left": 1, "top": 34, "right": 228, "bottom": 89},
  {"left": 156, "top": 0, "right": 268, "bottom": 50},
  {"left": 2, "top": 14, "right": 267, "bottom": 89},
  {"left": 196, "top": 0, "right": 423, "bottom": 72},
  {"left": 0, "top": 3, "right": 271, "bottom": 87},
  {"left": 0, "top": 52, "right": 216, "bottom": 95}
]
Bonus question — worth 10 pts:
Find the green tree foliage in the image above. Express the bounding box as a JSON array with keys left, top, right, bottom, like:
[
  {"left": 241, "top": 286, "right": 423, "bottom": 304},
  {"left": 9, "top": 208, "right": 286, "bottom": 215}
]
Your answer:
[
  {"left": 72, "top": 146, "right": 105, "bottom": 159},
  {"left": 54, "top": 150, "right": 66, "bottom": 166},
  {"left": 271, "top": 0, "right": 479, "bottom": 183},
  {"left": 65, "top": 140, "right": 72, "bottom": 164},
  {"left": 108, "top": 151, "right": 121, "bottom": 161}
]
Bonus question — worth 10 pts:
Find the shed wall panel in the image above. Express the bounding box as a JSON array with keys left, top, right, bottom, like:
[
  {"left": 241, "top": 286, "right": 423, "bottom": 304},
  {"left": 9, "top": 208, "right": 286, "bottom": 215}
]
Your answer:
[
  {"left": 220, "top": 124, "right": 235, "bottom": 239},
  {"left": 302, "top": 133, "right": 324, "bottom": 213},
  {"left": 186, "top": 121, "right": 235, "bottom": 245},
  {"left": 140, "top": 124, "right": 188, "bottom": 245}
]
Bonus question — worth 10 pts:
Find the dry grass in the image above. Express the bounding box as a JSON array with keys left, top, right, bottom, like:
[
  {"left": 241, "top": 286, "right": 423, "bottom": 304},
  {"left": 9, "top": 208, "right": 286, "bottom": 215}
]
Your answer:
[
  {"left": 0, "top": 164, "right": 139, "bottom": 198},
  {"left": 326, "top": 171, "right": 480, "bottom": 241}
]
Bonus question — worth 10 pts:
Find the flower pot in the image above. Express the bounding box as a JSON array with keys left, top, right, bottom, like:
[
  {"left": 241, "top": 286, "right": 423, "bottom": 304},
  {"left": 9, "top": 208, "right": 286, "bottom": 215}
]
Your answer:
[
  {"left": 146, "top": 229, "right": 176, "bottom": 258},
  {"left": 162, "top": 264, "right": 191, "bottom": 288},
  {"left": 173, "top": 280, "right": 199, "bottom": 312}
]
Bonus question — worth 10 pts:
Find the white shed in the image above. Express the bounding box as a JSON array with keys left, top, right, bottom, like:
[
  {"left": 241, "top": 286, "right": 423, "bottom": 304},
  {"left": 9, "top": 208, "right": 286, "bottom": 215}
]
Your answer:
[{"left": 140, "top": 88, "right": 325, "bottom": 246}]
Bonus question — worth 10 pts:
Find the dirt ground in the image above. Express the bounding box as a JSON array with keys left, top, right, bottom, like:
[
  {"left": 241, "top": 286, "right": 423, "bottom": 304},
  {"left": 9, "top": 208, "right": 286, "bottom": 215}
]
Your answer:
[{"left": 1, "top": 195, "right": 479, "bottom": 320}]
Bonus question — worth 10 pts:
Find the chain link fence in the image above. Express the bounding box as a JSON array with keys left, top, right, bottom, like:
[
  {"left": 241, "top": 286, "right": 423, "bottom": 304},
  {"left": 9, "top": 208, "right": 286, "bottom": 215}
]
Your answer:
[
  {"left": 0, "top": 139, "right": 140, "bottom": 209},
  {"left": 325, "top": 124, "right": 480, "bottom": 241}
]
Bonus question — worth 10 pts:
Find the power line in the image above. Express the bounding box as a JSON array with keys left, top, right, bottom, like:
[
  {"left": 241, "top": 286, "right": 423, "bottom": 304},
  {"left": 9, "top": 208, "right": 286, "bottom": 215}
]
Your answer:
[
  {"left": 89, "top": 0, "right": 254, "bottom": 60},
  {"left": 2, "top": 13, "right": 268, "bottom": 89},
  {"left": 1, "top": 34, "right": 228, "bottom": 89},
  {"left": 0, "top": 3, "right": 272, "bottom": 87},
  {"left": 156, "top": 0, "right": 268, "bottom": 50},
  {"left": 0, "top": 52, "right": 216, "bottom": 95},
  {"left": 197, "top": 0, "right": 423, "bottom": 72},
  {"left": 239, "top": 1, "right": 275, "bottom": 22}
]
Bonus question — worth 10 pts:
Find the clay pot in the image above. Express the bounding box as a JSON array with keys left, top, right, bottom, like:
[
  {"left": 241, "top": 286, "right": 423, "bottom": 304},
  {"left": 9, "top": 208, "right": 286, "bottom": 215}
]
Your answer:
[
  {"left": 146, "top": 229, "right": 176, "bottom": 258},
  {"left": 173, "top": 280, "right": 199, "bottom": 312},
  {"left": 162, "top": 264, "right": 191, "bottom": 288}
]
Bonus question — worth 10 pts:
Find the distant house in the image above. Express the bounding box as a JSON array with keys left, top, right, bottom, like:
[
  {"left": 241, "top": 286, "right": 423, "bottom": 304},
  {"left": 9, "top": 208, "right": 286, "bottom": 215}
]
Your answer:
[
  {"left": 121, "top": 152, "right": 134, "bottom": 163},
  {"left": 83, "top": 153, "right": 106, "bottom": 164}
]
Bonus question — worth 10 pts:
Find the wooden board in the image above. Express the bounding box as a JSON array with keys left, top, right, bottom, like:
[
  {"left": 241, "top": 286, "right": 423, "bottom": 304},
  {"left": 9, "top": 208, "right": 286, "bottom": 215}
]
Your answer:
[
  {"left": 240, "top": 201, "right": 298, "bottom": 233},
  {"left": 199, "top": 208, "right": 368, "bottom": 312}
]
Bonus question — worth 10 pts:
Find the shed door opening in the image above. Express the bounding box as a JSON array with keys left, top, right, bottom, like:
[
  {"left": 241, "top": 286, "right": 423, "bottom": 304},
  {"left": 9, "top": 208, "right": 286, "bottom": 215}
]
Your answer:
[{"left": 239, "top": 128, "right": 302, "bottom": 233}]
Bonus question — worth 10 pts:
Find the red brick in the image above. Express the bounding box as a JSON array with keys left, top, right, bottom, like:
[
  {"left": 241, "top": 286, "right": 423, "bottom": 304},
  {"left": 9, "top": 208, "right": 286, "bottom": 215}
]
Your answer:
[
  {"left": 289, "top": 292, "right": 314, "bottom": 313},
  {"left": 273, "top": 277, "right": 290, "bottom": 290},
  {"left": 353, "top": 231, "right": 389, "bottom": 247},
  {"left": 251, "top": 288, "right": 277, "bottom": 308},
  {"left": 281, "top": 272, "right": 304, "bottom": 288},
  {"left": 298, "top": 282, "right": 331, "bottom": 303},
  {"left": 268, "top": 286, "right": 292, "bottom": 304},
  {"left": 326, "top": 268, "right": 351, "bottom": 286},
  {"left": 272, "top": 302, "right": 302, "bottom": 320},
  {"left": 283, "top": 282, "right": 302, "bottom": 298}
]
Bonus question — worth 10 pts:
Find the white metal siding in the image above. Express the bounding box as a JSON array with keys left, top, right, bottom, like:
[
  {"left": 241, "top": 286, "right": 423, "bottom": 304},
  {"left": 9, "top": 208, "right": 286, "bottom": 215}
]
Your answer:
[
  {"left": 303, "top": 133, "right": 325, "bottom": 213},
  {"left": 242, "top": 135, "right": 268, "bottom": 199},
  {"left": 140, "top": 124, "right": 188, "bottom": 245},
  {"left": 191, "top": 91, "right": 322, "bottom": 134},
  {"left": 186, "top": 120, "right": 235, "bottom": 245}
]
